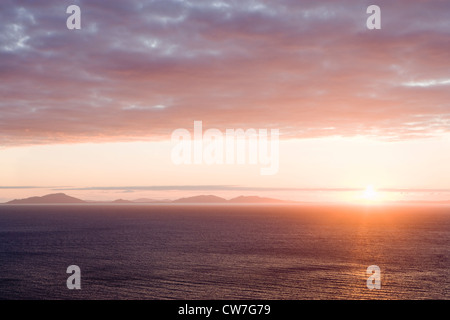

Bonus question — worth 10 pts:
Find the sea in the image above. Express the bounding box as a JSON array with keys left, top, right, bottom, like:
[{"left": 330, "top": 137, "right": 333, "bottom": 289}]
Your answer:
[{"left": 0, "top": 204, "right": 448, "bottom": 300}]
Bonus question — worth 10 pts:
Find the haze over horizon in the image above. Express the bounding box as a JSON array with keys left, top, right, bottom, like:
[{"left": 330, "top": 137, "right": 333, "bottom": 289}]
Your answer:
[{"left": 1, "top": 0, "right": 449, "bottom": 203}]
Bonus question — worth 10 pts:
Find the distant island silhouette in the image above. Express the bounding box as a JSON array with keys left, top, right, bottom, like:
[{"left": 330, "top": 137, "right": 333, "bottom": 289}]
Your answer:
[
  {"left": 4, "top": 193, "right": 293, "bottom": 204},
  {"left": 6, "top": 193, "right": 448, "bottom": 205},
  {"left": 6, "top": 193, "right": 85, "bottom": 204}
]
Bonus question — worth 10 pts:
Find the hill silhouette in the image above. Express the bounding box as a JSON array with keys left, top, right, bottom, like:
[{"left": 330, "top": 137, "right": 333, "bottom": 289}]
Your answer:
[
  {"left": 6, "top": 193, "right": 86, "bottom": 204},
  {"left": 229, "top": 196, "right": 287, "bottom": 203},
  {"left": 172, "top": 195, "right": 228, "bottom": 203},
  {"left": 3, "top": 193, "right": 449, "bottom": 205},
  {"left": 132, "top": 198, "right": 171, "bottom": 203},
  {"left": 4, "top": 193, "right": 293, "bottom": 204},
  {"left": 112, "top": 199, "right": 134, "bottom": 204}
]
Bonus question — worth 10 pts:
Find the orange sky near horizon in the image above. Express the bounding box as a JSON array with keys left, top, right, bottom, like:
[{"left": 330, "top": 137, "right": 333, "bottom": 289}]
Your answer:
[{"left": 1, "top": 133, "right": 449, "bottom": 202}]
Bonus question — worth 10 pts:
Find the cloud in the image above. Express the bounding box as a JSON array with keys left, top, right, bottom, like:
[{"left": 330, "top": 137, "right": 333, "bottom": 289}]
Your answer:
[
  {"left": 54, "top": 185, "right": 253, "bottom": 191},
  {"left": 402, "top": 79, "right": 450, "bottom": 88},
  {"left": 2, "top": 185, "right": 450, "bottom": 194},
  {"left": 1, "top": 0, "right": 449, "bottom": 146},
  {"left": 122, "top": 104, "right": 167, "bottom": 111},
  {"left": 52, "top": 185, "right": 450, "bottom": 193},
  {"left": 0, "top": 186, "right": 44, "bottom": 189}
]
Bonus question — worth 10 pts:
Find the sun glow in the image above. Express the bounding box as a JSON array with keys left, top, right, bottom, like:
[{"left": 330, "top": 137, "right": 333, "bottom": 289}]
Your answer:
[{"left": 363, "top": 185, "right": 378, "bottom": 201}]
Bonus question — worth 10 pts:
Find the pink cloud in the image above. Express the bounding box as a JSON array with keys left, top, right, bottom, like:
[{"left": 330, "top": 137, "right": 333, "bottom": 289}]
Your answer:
[{"left": 0, "top": 0, "right": 449, "bottom": 146}]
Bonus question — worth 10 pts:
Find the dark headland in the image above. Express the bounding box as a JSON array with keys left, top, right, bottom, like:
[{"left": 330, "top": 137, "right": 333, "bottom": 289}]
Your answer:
[
  {"left": 6, "top": 193, "right": 85, "bottom": 204},
  {"left": 4, "top": 193, "right": 293, "bottom": 204}
]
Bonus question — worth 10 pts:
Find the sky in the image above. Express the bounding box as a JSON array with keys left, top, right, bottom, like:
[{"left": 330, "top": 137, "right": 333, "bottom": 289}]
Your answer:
[{"left": 0, "top": 0, "right": 449, "bottom": 202}]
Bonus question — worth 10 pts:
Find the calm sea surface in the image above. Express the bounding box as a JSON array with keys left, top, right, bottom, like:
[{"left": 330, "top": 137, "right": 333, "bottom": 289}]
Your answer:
[{"left": 0, "top": 204, "right": 448, "bottom": 300}]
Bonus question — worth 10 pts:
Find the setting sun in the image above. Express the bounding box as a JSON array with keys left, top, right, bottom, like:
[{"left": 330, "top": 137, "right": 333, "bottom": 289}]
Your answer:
[{"left": 363, "top": 185, "right": 378, "bottom": 201}]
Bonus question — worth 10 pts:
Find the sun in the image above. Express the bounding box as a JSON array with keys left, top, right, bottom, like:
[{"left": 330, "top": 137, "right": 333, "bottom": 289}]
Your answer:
[{"left": 363, "top": 185, "right": 378, "bottom": 201}]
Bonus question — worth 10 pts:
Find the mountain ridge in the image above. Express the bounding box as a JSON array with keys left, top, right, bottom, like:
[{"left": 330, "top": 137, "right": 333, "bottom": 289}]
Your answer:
[
  {"left": 4, "top": 193, "right": 292, "bottom": 204},
  {"left": 6, "top": 193, "right": 86, "bottom": 204}
]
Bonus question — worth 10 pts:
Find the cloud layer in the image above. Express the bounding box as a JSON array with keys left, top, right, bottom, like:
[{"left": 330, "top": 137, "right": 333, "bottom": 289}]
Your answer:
[{"left": 1, "top": 0, "right": 449, "bottom": 146}]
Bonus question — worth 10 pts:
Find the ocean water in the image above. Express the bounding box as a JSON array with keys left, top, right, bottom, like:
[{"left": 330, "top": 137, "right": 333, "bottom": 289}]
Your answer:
[{"left": 0, "top": 204, "right": 448, "bottom": 300}]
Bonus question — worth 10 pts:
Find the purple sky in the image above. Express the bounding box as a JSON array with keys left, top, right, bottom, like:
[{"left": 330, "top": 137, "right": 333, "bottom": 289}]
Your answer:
[{"left": 1, "top": 0, "right": 449, "bottom": 146}]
